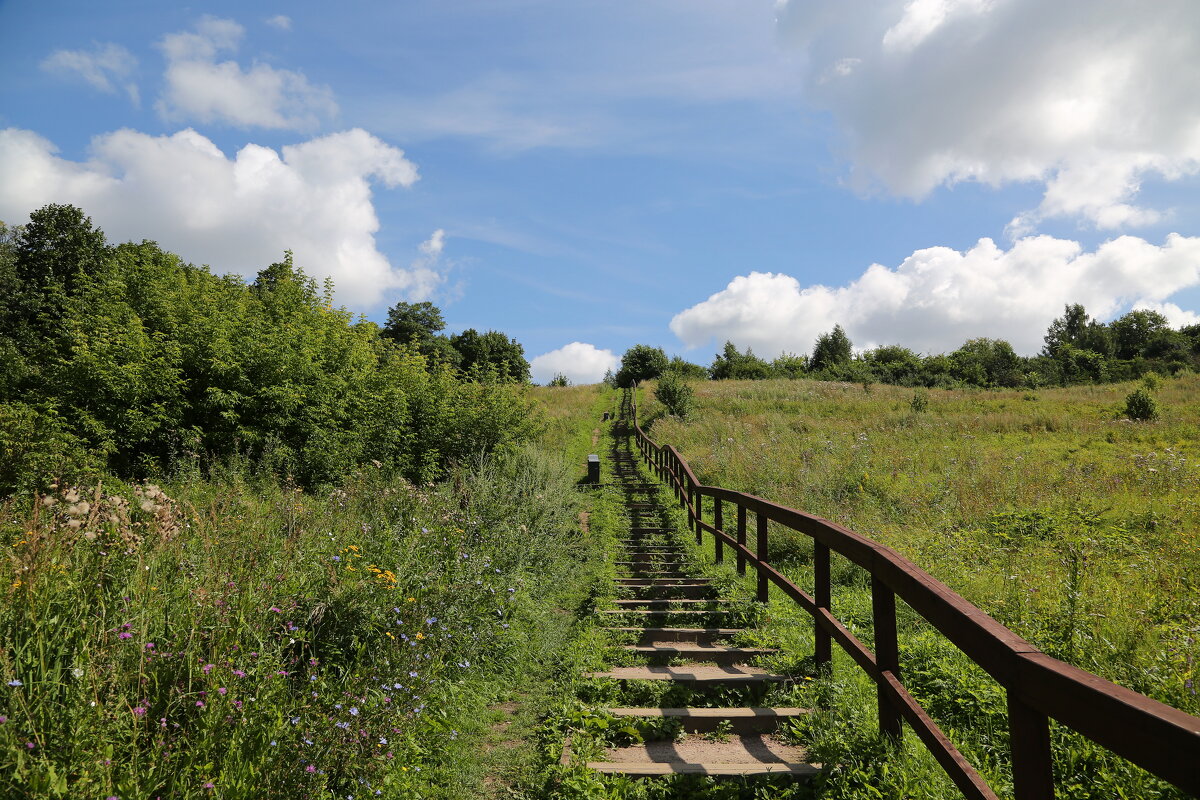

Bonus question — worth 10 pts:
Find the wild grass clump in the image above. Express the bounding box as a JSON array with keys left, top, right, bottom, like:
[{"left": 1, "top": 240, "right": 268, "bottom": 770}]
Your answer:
[{"left": 0, "top": 445, "right": 605, "bottom": 799}]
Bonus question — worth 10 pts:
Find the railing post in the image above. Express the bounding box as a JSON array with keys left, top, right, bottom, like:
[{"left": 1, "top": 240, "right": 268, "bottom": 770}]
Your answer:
[
  {"left": 713, "top": 498, "right": 724, "bottom": 565},
  {"left": 814, "top": 541, "right": 831, "bottom": 674},
  {"left": 872, "top": 575, "right": 902, "bottom": 741},
  {"left": 694, "top": 489, "right": 703, "bottom": 544},
  {"left": 736, "top": 505, "right": 747, "bottom": 576},
  {"left": 1008, "top": 692, "right": 1054, "bottom": 800},
  {"left": 756, "top": 512, "right": 768, "bottom": 603}
]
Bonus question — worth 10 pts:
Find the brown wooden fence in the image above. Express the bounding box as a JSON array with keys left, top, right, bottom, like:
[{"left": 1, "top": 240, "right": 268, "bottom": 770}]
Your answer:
[{"left": 627, "top": 391, "right": 1200, "bottom": 799}]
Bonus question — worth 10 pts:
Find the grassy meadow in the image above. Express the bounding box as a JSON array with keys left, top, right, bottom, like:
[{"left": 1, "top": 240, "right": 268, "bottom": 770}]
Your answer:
[
  {"left": 0, "top": 386, "right": 620, "bottom": 800},
  {"left": 634, "top": 375, "right": 1199, "bottom": 798}
]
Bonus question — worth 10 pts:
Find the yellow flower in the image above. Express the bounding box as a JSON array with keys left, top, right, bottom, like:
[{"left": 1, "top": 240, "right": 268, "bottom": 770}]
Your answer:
[{"left": 415, "top": 632, "right": 424, "bottom": 640}]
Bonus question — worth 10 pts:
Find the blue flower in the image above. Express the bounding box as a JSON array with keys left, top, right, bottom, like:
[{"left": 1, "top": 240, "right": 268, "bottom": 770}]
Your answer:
[{"left": 6, "top": 680, "right": 21, "bottom": 687}]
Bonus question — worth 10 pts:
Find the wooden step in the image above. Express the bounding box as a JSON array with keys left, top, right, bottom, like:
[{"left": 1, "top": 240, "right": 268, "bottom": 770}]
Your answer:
[
  {"left": 612, "top": 598, "right": 723, "bottom": 610},
  {"left": 616, "top": 578, "right": 710, "bottom": 586},
  {"left": 622, "top": 644, "right": 777, "bottom": 665},
  {"left": 619, "top": 585, "right": 713, "bottom": 600},
  {"left": 598, "top": 610, "right": 730, "bottom": 621},
  {"left": 604, "top": 627, "right": 744, "bottom": 644},
  {"left": 584, "top": 665, "right": 787, "bottom": 686},
  {"left": 607, "top": 707, "right": 808, "bottom": 734},
  {"left": 587, "top": 735, "right": 818, "bottom": 777}
]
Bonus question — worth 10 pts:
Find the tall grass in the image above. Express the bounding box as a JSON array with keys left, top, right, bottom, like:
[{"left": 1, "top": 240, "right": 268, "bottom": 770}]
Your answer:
[
  {"left": 635, "top": 376, "right": 1199, "bottom": 798},
  {"left": 0, "top": 446, "right": 606, "bottom": 799}
]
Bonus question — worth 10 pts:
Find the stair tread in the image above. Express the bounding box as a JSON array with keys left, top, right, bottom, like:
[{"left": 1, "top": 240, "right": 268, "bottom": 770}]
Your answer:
[
  {"left": 607, "top": 707, "right": 807, "bottom": 718},
  {"left": 589, "top": 735, "right": 816, "bottom": 776},
  {"left": 622, "top": 644, "right": 777, "bottom": 655},
  {"left": 585, "top": 665, "right": 786, "bottom": 682}
]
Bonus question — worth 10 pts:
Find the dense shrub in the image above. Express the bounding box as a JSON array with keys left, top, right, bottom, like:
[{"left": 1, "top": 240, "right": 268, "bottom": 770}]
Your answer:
[{"left": 654, "top": 372, "right": 694, "bottom": 418}]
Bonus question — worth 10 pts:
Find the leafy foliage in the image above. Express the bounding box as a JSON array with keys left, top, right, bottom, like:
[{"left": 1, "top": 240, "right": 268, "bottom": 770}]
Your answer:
[
  {"left": 653, "top": 372, "right": 694, "bottom": 418},
  {"left": 0, "top": 205, "right": 538, "bottom": 494},
  {"left": 614, "top": 344, "right": 668, "bottom": 387}
]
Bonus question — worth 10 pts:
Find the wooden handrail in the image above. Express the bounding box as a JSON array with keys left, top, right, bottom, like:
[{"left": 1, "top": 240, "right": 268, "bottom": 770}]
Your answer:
[{"left": 624, "top": 390, "right": 1200, "bottom": 798}]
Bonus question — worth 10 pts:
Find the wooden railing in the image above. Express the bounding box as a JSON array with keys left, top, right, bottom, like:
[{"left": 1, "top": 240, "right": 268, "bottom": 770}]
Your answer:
[{"left": 626, "top": 391, "right": 1200, "bottom": 799}]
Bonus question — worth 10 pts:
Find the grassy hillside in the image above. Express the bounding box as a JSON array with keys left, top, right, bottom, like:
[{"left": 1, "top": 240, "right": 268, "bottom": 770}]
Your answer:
[{"left": 634, "top": 375, "right": 1198, "bottom": 798}]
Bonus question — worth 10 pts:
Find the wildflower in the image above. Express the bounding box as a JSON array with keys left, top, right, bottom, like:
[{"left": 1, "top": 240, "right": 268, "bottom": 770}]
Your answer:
[
  {"left": 145, "top": 643, "right": 155, "bottom": 650},
  {"left": 204, "top": 783, "right": 214, "bottom": 789},
  {"left": 269, "top": 607, "right": 282, "bottom": 613},
  {"left": 379, "top": 737, "right": 388, "bottom": 745},
  {"left": 409, "top": 671, "right": 418, "bottom": 678},
  {"left": 202, "top": 664, "right": 214, "bottom": 674},
  {"left": 217, "top": 687, "right": 227, "bottom": 696},
  {"left": 0, "top": 716, "right": 6, "bottom": 724},
  {"left": 232, "top": 670, "right": 245, "bottom": 677},
  {"left": 134, "top": 706, "right": 147, "bottom": 716},
  {"left": 306, "top": 765, "right": 316, "bottom": 773},
  {"left": 6, "top": 680, "right": 21, "bottom": 687},
  {"left": 196, "top": 701, "right": 205, "bottom": 708},
  {"left": 276, "top": 671, "right": 287, "bottom": 677},
  {"left": 349, "top": 707, "right": 359, "bottom": 717}
]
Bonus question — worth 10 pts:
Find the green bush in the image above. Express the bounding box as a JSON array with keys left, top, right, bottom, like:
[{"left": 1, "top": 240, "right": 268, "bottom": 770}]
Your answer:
[
  {"left": 1122, "top": 387, "right": 1159, "bottom": 421},
  {"left": 654, "top": 372, "right": 694, "bottom": 418}
]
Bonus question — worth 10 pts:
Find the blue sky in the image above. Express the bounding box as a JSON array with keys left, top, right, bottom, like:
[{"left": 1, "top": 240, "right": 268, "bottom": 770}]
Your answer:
[{"left": 3, "top": 0, "right": 1199, "bottom": 383}]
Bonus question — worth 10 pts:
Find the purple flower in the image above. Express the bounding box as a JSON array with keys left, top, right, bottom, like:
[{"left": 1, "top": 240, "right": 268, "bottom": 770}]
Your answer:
[
  {"left": 202, "top": 664, "right": 214, "bottom": 674},
  {"left": 306, "top": 764, "right": 316, "bottom": 773},
  {"left": 145, "top": 643, "right": 155, "bottom": 650},
  {"left": 269, "top": 606, "right": 282, "bottom": 613},
  {"left": 119, "top": 632, "right": 133, "bottom": 640},
  {"left": 232, "top": 670, "right": 245, "bottom": 678},
  {"left": 195, "top": 701, "right": 205, "bottom": 708},
  {"left": 349, "top": 707, "right": 359, "bottom": 716},
  {"left": 203, "top": 782, "right": 214, "bottom": 790},
  {"left": 217, "top": 687, "right": 227, "bottom": 696},
  {"left": 6, "top": 680, "right": 21, "bottom": 687},
  {"left": 134, "top": 706, "right": 147, "bottom": 717}
]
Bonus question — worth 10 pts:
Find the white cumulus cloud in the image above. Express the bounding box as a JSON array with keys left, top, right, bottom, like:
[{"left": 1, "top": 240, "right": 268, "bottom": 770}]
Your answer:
[
  {"left": 156, "top": 15, "right": 337, "bottom": 130},
  {"left": 776, "top": 0, "right": 1200, "bottom": 232},
  {"left": 531, "top": 342, "right": 619, "bottom": 385},
  {"left": 670, "top": 233, "right": 1200, "bottom": 357},
  {"left": 0, "top": 126, "right": 429, "bottom": 307},
  {"left": 41, "top": 42, "right": 139, "bottom": 105}
]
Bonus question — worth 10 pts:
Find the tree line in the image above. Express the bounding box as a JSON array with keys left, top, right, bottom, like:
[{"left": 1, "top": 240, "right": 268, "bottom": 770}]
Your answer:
[
  {"left": 614, "top": 307, "right": 1200, "bottom": 390},
  {"left": 0, "top": 204, "right": 536, "bottom": 494}
]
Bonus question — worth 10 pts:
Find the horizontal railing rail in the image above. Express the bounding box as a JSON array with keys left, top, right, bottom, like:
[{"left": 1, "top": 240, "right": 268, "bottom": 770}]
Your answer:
[{"left": 625, "top": 390, "right": 1200, "bottom": 799}]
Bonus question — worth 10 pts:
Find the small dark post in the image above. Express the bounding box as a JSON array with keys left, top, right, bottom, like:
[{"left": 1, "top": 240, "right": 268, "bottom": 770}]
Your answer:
[
  {"left": 1008, "top": 693, "right": 1054, "bottom": 800},
  {"left": 814, "top": 541, "right": 832, "bottom": 674},
  {"left": 756, "top": 512, "right": 769, "bottom": 603},
  {"left": 713, "top": 498, "right": 724, "bottom": 564},
  {"left": 871, "top": 575, "right": 902, "bottom": 740},
  {"left": 587, "top": 454, "right": 600, "bottom": 484},
  {"left": 736, "top": 504, "right": 747, "bottom": 576}
]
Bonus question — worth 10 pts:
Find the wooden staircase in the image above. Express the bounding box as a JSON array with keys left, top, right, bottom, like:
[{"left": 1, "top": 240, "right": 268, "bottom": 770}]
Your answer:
[{"left": 578, "top": 421, "right": 820, "bottom": 781}]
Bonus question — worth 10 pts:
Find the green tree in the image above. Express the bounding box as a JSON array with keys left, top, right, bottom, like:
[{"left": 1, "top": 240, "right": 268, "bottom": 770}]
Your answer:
[
  {"left": 771, "top": 352, "right": 807, "bottom": 379},
  {"left": 709, "top": 341, "right": 771, "bottom": 380},
  {"left": 450, "top": 329, "right": 531, "bottom": 382},
  {"left": 615, "top": 344, "right": 668, "bottom": 387},
  {"left": 863, "top": 344, "right": 923, "bottom": 384},
  {"left": 950, "top": 338, "right": 1023, "bottom": 387},
  {"left": 665, "top": 355, "right": 708, "bottom": 380},
  {"left": 810, "top": 325, "right": 852, "bottom": 372},
  {"left": 1110, "top": 309, "right": 1170, "bottom": 359}
]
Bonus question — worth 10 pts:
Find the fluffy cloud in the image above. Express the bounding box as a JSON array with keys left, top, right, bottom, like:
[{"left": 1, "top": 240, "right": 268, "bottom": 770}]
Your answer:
[
  {"left": 156, "top": 16, "right": 336, "bottom": 129},
  {"left": 265, "top": 15, "right": 293, "bottom": 31},
  {"left": 777, "top": 0, "right": 1200, "bottom": 231},
  {"left": 0, "top": 126, "right": 432, "bottom": 307},
  {"left": 41, "top": 43, "right": 139, "bottom": 105},
  {"left": 670, "top": 233, "right": 1200, "bottom": 357},
  {"left": 531, "top": 342, "right": 619, "bottom": 385}
]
